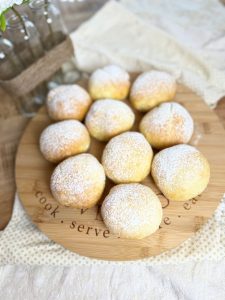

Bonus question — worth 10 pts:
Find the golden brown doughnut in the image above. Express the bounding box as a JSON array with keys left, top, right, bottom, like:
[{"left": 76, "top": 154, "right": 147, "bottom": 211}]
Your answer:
[
  {"left": 130, "top": 71, "right": 176, "bottom": 111},
  {"left": 151, "top": 144, "right": 210, "bottom": 201},
  {"left": 47, "top": 84, "right": 92, "bottom": 121},
  {"left": 101, "top": 183, "right": 162, "bottom": 239},
  {"left": 102, "top": 132, "right": 153, "bottom": 183},
  {"left": 39, "top": 120, "right": 90, "bottom": 163},
  {"left": 50, "top": 154, "right": 106, "bottom": 208},
  {"left": 85, "top": 99, "right": 135, "bottom": 141},
  {"left": 140, "top": 102, "right": 194, "bottom": 149},
  {"left": 88, "top": 65, "right": 130, "bottom": 100}
]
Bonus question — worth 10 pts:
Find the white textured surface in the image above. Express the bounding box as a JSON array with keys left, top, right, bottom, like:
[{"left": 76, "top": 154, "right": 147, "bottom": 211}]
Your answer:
[
  {"left": 1, "top": 262, "right": 225, "bottom": 300},
  {"left": 1, "top": 0, "right": 225, "bottom": 297},
  {"left": 121, "top": 0, "right": 225, "bottom": 72}
]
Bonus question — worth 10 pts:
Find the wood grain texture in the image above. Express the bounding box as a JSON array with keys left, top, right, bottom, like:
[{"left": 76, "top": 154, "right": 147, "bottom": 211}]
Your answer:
[
  {"left": 0, "top": 88, "right": 28, "bottom": 230},
  {"left": 15, "top": 82, "right": 225, "bottom": 260},
  {"left": 215, "top": 96, "right": 225, "bottom": 129}
]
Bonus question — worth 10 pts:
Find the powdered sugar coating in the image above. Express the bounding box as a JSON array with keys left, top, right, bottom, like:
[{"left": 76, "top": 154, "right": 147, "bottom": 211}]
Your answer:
[
  {"left": 102, "top": 132, "right": 153, "bottom": 183},
  {"left": 151, "top": 144, "right": 210, "bottom": 201},
  {"left": 85, "top": 99, "right": 135, "bottom": 141},
  {"left": 39, "top": 120, "right": 90, "bottom": 163},
  {"left": 47, "top": 84, "right": 92, "bottom": 121},
  {"left": 140, "top": 102, "right": 194, "bottom": 149},
  {"left": 130, "top": 71, "right": 176, "bottom": 111},
  {"left": 88, "top": 65, "right": 130, "bottom": 100},
  {"left": 101, "top": 184, "right": 162, "bottom": 239},
  {"left": 51, "top": 154, "right": 106, "bottom": 208},
  {"left": 91, "top": 65, "right": 129, "bottom": 83}
]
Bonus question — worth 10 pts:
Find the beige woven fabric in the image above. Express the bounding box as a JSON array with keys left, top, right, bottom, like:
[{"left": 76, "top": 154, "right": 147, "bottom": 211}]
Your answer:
[{"left": 0, "top": 0, "right": 225, "bottom": 265}]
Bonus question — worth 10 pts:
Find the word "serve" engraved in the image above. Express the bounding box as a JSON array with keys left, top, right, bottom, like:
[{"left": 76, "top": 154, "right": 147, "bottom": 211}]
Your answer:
[{"left": 70, "top": 220, "right": 111, "bottom": 238}]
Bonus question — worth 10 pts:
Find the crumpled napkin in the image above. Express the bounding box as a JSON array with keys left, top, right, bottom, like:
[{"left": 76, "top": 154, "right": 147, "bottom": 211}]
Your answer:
[{"left": 71, "top": 0, "right": 225, "bottom": 107}]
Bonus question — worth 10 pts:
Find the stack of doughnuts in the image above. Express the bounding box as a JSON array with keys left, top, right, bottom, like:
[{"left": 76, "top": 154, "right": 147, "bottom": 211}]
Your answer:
[{"left": 39, "top": 64, "right": 210, "bottom": 240}]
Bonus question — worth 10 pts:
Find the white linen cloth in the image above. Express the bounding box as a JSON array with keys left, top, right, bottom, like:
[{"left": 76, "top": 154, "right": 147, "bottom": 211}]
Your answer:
[
  {"left": 1, "top": 262, "right": 225, "bottom": 300},
  {"left": 72, "top": 0, "right": 225, "bottom": 107},
  {"left": 121, "top": 0, "right": 225, "bottom": 73},
  {"left": 1, "top": 0, "right": 225, "bottom": 298}
]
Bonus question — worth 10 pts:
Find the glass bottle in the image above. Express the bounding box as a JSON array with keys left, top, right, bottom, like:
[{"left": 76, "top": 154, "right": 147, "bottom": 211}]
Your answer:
[
  {"left": 29, "top": 0, "right": 81, "bottom": 87},
  {"left": 29, "top": 0, "right": 67, "bottom": 50},
  {"left": 0, "top": 33, "right": 23, "bottom": 80},
  {"left": 6, "top": 10, "right": 44, "bottom": 68},
  {"left": 15, "top": 86, "right": 47, "bottom": 117},
  {"left": 4, "top": 11, "right": 46, "bottom": 117},
  {"left": 56, "top": 0, "right": 108, "bottom": 32}
]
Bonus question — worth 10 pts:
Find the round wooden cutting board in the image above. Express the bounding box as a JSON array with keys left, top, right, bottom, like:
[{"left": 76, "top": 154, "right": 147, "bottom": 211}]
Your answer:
[{"left": 15, "top": 83, "right": 225, "bottom": 261}]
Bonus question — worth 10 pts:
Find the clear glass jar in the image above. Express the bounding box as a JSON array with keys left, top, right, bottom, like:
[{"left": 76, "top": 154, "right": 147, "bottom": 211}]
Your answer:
[
  {"left": 16, "top": 83, "right": 48, "bottom": 117},
  {"left": 29, "top": 0, "right": 67, "bottom": 50},
  {"left": 6, "top": 11, "right": 44, "bottom": 68},
  {"left": 29, "top": 0, "right": 81, "bottom": 87},
  {"left": 0, "top": 34, "right": 23, "bottom": 80},
  {"left": 3, "top": 10, "right": 46, "bottom": 117},
  {"left": 56, "top": 0, "right": 108, "bottom": 32}
]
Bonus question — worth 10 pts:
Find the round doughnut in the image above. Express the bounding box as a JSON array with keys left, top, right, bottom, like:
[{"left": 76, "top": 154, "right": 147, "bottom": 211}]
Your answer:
[
  {"left": 47, "top": 84, "right": 92, "bottom": 121},
  {"left": 39, "top": 120, "right": 90, "bottom": 163},
  {"left": 140, "top": 102, "right": 194, "bottom": 149},
  {"left": 88, "top": 65, "right": 130, "bottom": 100},
  {"left": 85, "top": 99, "right": 135, "bottom": 141},
  {"left": 101, "top": 184, "right": 162, "bottom": 239},
  {"left": 102, "top": 132, "right": 153, "bottom": 183},
  {"left": 151, "top": 144, "right": 210, "bottom": 201},
  {"left": 50, "top": 154, "right": 106, "bottom": 208},
  {"left": 130, "top": 71, "right": 176, "bottom": 111}
]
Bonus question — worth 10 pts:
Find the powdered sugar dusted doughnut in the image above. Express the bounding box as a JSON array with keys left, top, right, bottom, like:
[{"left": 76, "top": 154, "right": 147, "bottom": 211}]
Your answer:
[
  {"left": 151, "top": 144, "right": 210, "bottom": 201},
  {"left": 140, "top": 102, "right": 194, "bottom": 149},
  {"left": 88, "top": 65, "right": 130, "bottom": 100},
  {"left": 101, "top": 184, "right": 162, "bottom": 239},
  {"left": 102, "top": 132, "right": 153, "bottom": 183},
  {"left": 51, "top": 154, "right": 106, "bottom": 208},
  {"left": 85, "top": 99, "right": 135, "bottom": 141},
  {"left": 130, "top": 71, "right": 176, "bottom": 111},
  {"left": 47, "top": 84, "right": 92, "bottom": 121},
  {"left": 39, "top": 120, "right": 90, "bottom": 163}
]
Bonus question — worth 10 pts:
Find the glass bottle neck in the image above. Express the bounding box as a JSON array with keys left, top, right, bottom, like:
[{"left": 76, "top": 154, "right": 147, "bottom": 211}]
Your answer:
[
  {"left": 29, "top": 0, "right": 52, "bottom": 12},
  {"left": 7, "top": 12, "right": 28, "bottom": 30}
]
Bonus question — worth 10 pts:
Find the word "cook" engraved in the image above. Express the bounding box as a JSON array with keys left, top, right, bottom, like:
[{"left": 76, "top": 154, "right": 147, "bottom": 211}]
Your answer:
[{"left": 35, "top": 191, "right": 60, "bottom": 218}]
